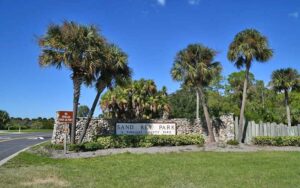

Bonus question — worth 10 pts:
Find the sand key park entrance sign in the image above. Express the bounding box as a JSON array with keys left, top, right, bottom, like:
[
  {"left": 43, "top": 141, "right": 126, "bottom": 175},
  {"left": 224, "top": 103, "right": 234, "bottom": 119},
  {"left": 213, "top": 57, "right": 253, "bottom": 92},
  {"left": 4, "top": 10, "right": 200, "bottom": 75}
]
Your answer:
[
  {"left": 116, "top": 123, "right": 176, "bottom": 135},
  {"left": 52, "top": 115, "right": 237, "bottom": 144}
]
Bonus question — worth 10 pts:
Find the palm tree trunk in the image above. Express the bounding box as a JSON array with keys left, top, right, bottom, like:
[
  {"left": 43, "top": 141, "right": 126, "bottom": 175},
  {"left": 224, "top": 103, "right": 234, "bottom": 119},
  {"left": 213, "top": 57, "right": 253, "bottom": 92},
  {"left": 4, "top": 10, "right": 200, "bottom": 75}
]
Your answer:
[
  {"left": 196, "top": 89, "right": 199, "bottom": 119},
  {"left": 197, "top": 86, "right": 215, "bottom": 143},
  {"left": 71, "top": 74, "right": 82, "bottom": 144},
  {"left": 78, "top": 83, "right": 106, "bottom": 144},
  {"left": 284, "top": 89, "right": 291, "bottom": 127},
  {"left": 238, "top": 68, "right": 249, "bottom": 143}
]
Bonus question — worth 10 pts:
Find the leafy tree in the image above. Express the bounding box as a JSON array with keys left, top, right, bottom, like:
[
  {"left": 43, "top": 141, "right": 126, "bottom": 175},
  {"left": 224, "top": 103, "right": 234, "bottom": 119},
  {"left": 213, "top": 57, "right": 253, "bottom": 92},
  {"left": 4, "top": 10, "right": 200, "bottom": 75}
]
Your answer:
[
  {"left": 0, "top": 110, "right": 10, "bottom": 129},
  {"left": 169, "top": 71, "right": 300, "bottom": 126},
  {"left": 78, "top": 44, "right": 132, "bottom": 143},
  {"left": 269, "top": 68, "right": 300, "bottom": 126},
  {"left": 100, "top": 79, "right": 169, "bottom": 119},
  {"left": 255, "top": 80, "right": 266, "bottom": 109},
  {"left": 31, "top": 121, "right": 43, "bottom": 129},
  {"left": 168, "top": 87, "right": 196, "bottom": 119},
  {"left": 38, "top": 21, "right": 106, "bottom": 144},
  {"left": 77, "top": 105, "right": 90, "bottom": 117},
  {"left": 171, "top": 44, "right": 222, "bottom": 143},
  {"left": 290, "top": 91, "right": 300, "bottom": 124},
  {"left": 226, "top": 71, "right": 255, "bottom": 108},
  {"left": 7, "top": 117, "right": 54, "bottom": 130},
  {"left": 227, "top": 29, "right": 273, "bottom": 142}
]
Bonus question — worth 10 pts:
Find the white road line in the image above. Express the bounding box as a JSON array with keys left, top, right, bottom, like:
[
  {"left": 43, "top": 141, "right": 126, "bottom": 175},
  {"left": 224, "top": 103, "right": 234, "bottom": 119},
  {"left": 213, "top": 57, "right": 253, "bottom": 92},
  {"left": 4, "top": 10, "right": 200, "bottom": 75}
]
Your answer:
[{"left": 0, "top": 135, "right": 49, "bottom": 143}]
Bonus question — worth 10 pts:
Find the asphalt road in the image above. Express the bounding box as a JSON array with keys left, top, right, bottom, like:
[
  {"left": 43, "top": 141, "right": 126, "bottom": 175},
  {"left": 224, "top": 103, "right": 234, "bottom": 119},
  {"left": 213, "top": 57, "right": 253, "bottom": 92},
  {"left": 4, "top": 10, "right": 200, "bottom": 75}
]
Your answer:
[{"left": 0, "top": 132, "right": 52, "bottom": 160}]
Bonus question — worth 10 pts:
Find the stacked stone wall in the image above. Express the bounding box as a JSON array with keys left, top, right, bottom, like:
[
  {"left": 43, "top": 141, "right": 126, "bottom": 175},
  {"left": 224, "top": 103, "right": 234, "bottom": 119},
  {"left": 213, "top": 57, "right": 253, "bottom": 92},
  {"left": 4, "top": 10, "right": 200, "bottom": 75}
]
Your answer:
[{"left": 52, "top": 115, "right": 235, "bottom": 144}]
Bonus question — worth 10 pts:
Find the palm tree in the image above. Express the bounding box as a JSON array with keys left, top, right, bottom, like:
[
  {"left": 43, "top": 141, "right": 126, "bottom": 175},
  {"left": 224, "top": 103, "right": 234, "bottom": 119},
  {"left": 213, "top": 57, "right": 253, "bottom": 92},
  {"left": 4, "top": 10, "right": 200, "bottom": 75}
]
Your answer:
[
  {"left": 270, "top": 68, "right": 300, "bottom": 127},
  {"left": 131, "top": 79, "right": 157, "bottom": 119},
  {"left": 171, "top": 44, "right": 222, "bottom": 143},
  {"left": 227, "top": 29, "right": 273, "bottom": 142},
  {"left": 100, "top": 79, "right": 169, "bottom": 120},
  {"left": 38, "top": 21, "right": 105, "bottom": 144},
  {"left": 78, "top": 44, "right": 131, "bottom": 143}
]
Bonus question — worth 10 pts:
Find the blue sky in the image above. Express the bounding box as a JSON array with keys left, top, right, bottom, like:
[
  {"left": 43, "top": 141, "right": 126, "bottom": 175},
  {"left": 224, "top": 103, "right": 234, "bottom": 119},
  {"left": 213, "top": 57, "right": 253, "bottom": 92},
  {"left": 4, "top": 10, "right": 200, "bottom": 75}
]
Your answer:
[{"left": 0, "top": 0, "right": 299, "bottom": 118}]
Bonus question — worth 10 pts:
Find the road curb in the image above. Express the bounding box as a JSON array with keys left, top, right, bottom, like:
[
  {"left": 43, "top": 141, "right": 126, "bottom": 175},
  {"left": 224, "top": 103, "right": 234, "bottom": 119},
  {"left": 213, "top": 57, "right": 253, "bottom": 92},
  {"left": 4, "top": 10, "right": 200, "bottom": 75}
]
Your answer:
[{"left": 0, "top": 140, "right": 49, "bottom": 166}]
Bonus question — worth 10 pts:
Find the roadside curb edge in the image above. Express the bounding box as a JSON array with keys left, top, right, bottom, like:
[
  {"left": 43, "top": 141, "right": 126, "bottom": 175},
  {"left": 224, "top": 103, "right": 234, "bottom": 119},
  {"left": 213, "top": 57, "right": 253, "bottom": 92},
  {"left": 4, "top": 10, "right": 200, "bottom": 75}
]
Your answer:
[{"left": 0, "top": 140, "right": 49, "bottom": 166}]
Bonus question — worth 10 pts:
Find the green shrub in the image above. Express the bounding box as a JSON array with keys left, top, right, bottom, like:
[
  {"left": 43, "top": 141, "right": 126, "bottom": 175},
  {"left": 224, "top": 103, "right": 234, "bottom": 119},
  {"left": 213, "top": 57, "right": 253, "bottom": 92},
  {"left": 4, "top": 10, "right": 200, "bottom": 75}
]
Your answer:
[
  {"left": 83, "top": 142, "right": 103, "bottom": 151},
  {"left": 95, "top": 135, "right": 204, "bottom": 149},
  {"left": 44, "top": 143, "right": 64, "bottom": 150},
  {"left": 69, "top": 144, "right": 84, "bottom": 152},
  {"left": 96, "top": 136, "right": 115, "bottom": 149},
  {"left": 253, "top": 136, "right": 300, "bottom": 146},
  {"left": 66, "top": 135, "right": 204, "bottom": 152},
  {"left": 226, "top": 139, "right": 239, "bottom": 145}
]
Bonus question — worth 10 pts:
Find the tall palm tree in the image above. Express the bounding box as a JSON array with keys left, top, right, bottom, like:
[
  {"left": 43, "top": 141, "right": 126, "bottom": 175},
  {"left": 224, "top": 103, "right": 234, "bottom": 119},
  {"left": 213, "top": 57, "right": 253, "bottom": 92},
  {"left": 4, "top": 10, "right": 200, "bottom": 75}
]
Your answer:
[
  {"left": 171, "top": 44, "right": 222, "bottom": 143},
  {"left": 270, "top": 68, "right": 300, "bottom": 127},
  {"left": 78, "top": 44, "right": 131, "bottom": 143},
  {"left": 227, "top": 29, "right": 273, "bottom": 142},
  {"left": 38, "top": 21, "right": 105, "bottom": 144}
]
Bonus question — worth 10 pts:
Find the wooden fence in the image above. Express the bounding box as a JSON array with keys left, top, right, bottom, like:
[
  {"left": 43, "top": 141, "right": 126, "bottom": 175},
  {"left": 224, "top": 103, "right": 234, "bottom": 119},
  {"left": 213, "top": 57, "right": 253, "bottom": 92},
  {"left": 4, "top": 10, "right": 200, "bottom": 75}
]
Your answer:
[{"left": 233, "top": 118, "right": 300, "bottom": 144}]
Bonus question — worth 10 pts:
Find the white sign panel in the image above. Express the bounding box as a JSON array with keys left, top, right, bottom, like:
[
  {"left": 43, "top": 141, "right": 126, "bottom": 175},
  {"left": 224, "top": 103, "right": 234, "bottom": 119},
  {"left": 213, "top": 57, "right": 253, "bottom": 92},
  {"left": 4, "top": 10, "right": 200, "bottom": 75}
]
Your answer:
[{"left": 116, "top": 123, "right": 176, "bottom": 135}]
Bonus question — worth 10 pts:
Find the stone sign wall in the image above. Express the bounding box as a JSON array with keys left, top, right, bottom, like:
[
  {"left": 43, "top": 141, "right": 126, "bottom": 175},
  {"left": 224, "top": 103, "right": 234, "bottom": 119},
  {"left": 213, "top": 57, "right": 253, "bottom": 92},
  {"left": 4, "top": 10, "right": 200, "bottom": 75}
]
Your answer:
[{"left": 51, "top": 115, "right": 235, "bottom": 144}]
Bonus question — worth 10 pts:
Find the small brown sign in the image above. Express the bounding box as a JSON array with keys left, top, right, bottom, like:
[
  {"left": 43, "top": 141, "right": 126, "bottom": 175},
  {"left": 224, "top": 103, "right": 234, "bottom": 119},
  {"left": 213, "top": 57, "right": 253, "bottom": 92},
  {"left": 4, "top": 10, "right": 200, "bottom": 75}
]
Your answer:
[
  {"left": 57, "top": 111, "right": 73, "bottom": 123},
  {"left": 62, "top": 126, "right": 69, "bottom": 133}
]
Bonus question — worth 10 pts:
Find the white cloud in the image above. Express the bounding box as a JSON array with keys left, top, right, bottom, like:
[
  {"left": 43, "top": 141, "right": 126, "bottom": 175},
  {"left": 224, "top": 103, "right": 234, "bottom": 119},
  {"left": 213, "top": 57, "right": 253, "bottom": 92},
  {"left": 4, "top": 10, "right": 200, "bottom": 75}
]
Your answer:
[
  {"left": 188, "top": 0, "right": 200, "bottom": 5},
  {"left": 157, "top": 0, "right": 166, "bottom": 6},
  {"left": 289, "top": 12, "right": 299, "bottom": 19}
]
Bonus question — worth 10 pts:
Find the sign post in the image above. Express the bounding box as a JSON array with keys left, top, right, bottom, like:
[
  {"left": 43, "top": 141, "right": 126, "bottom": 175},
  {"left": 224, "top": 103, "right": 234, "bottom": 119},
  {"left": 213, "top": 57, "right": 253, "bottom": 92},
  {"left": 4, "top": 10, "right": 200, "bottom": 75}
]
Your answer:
[
  {"left": 64, "top": 133, "right": 67, "bottom": 155},
  {"left": 56, "top": 111, "right": 73, "bottom": 155}
]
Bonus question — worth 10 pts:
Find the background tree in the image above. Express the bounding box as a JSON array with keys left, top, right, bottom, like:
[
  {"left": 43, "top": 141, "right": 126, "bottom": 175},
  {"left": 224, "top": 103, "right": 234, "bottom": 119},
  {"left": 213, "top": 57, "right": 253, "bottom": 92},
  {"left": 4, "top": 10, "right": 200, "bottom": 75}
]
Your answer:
[
  {"left": 227, "top": 29, "right": 273, "bottom": 142},
  {"left": 78, "top": 44, "right": 132, "bottom": 143},
  {"left": 171, "top": 44, "right": 222, "bottom": 143},
  {"left": 100, "top": 79, "right": 169, "bottom": 119},
  {"left": 269, "top": 68, "right": 300, "bottom": 126},
  {"left": 0, "top": 110, "right": 10, "bottom": 129},
  {"left": 168, "top": 87, "right": 196, "bottom": 119},
  {"left": 169, "top": 72, "right": 300, "bottom": 126},
  {"left": 290, "top": 91, "right": 300, "bottom": 124},
  {"left": 38, "top": 21, "right": 106, "bottom": 144},
  {"left": 7, "top": 117, "right": 54, "bottom": 130},
  {"left": 226, "top": 71, "right": 255, "bottom": 108},
  {"left": 77, "top": 105, "right": 90, "bottom": 117},
  {"left": 255, "top": 80, "right": 266, "bottom": 109}
]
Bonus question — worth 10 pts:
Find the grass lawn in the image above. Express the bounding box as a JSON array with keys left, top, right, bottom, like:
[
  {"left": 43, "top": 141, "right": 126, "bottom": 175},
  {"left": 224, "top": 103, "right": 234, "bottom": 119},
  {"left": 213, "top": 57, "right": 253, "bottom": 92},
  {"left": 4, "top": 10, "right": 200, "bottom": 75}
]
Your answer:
[{"left": 1, "top": 151, "right": 300, "bottom": 188}]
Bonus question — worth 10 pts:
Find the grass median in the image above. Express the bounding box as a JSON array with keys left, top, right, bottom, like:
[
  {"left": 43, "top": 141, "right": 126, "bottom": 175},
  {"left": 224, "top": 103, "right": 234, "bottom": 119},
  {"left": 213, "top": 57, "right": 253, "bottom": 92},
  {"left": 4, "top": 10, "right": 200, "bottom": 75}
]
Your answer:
[{"left": 1, "top": 150, "right": 300, "bottom": 188}]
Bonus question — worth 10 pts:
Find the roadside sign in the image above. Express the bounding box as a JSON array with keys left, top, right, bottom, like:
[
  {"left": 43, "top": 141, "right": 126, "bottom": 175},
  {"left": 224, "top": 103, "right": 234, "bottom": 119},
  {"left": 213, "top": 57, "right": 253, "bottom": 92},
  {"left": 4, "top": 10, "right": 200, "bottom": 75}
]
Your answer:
[
  {"left": 57, "top": 111, "right": 73, "bottom": 123},
  {"left": 62, "top": 125, "right": 69, "bottom": 133}
]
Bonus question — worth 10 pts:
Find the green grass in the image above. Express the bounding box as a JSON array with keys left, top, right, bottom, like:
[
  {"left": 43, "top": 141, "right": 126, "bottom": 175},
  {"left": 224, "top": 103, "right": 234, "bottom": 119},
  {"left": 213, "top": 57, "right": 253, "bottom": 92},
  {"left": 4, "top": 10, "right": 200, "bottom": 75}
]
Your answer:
[
  {"left": 2, "top": 129, "right": 53, "bottom": 133},
  {"left": 1, "top": 151, "right": 300, "bottom": 188}
]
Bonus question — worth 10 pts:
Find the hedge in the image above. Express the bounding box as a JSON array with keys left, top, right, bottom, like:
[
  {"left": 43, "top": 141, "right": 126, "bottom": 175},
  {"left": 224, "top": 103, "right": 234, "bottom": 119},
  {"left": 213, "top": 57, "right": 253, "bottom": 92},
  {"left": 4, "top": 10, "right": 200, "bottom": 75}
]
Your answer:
[
  {"left": 226, "top": 139, "right": 239, "bottom": 145},
  {"left": 68, "top": 135, "right": 204, "bottom": 152},
  {"left": 253, "top": 136, "right": 300, "bottom": 146}
]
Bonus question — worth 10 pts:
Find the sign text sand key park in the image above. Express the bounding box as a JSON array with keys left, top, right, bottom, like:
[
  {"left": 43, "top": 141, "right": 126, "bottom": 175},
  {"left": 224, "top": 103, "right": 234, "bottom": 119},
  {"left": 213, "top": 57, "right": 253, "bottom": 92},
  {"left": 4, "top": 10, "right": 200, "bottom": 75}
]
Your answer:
[{"left": 116, "top": 123, "right": 176, "bottom": 135}]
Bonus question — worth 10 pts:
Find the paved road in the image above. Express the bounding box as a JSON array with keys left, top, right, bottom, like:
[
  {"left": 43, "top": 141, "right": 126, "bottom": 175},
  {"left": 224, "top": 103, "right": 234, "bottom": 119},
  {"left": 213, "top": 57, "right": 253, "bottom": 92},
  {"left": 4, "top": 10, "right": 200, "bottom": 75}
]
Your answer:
[{"left": 0, "top": 132, "right": 52, "bottom": 160}]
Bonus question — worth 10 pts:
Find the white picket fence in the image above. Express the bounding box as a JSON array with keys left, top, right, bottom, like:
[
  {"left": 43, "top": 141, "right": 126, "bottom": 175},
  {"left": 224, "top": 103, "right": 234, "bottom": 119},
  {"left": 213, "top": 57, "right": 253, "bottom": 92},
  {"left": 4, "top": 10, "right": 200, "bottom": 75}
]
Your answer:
[{"left": 233, "top": 118, "right": 300, "bottom": 144}]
